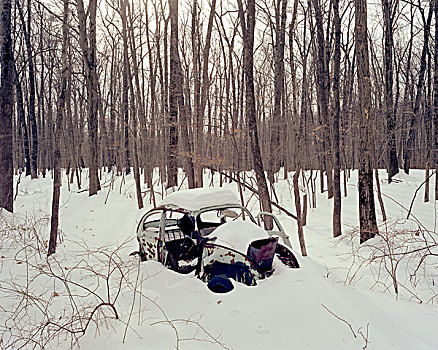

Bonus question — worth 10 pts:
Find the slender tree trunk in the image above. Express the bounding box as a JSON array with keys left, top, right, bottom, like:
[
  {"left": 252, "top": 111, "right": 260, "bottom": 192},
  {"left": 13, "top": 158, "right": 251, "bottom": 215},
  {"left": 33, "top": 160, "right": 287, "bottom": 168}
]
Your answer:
[
  {"left": 49, "top": 0, "right": 69, "bottom": 255},
  {"left": 293, "top": 170, "right": 307, "bottom": 256},
  {"left": 311, "top": 0, "right": 333, "bottom": 198},
  {"left": 77, "top": 0, "right": 101, "bottom": 196},
  {"left": 196, "top": 0, "right": 217, "bottom": 188},
  {"left": 237, "top": 0, "right": 273, "bottom": 224},
  {"left": 424, "top": 27, "right": 433, "bottom": 203},
  {"left": 434, "top": 0, "right": 438, "bottom": 200},
  {"left": 404, "top": 7, "right": 432, "bottom": 174},
  {"left": 191, "top": 0, "right": 201, "bottom": 187},
  {"left": 374, "top": 169, "right": 387, "bottom": 221},
  {"left": 269, "top": 0, "right": 287, "bottom": 183},
  {"left": 355, "top": 0, "right": 378, "bottom": 243},
  {"left": 169, "top": 0, "right": 195, "bottom": 189},
  {"left": 16, "top": 0, "right": 38, "bottom": 178},
  {"left": 0, "top": 0, "right": 13, "bottom": 212},
  {"left": 167, "top": 0, "right": 179, "bottom": 188},
  {"left": 383, "top": 0, "right": 399, "bottom": 182},
  {"left": 13, "top": 62, "right": 31, "bottom": 177},
  {"left": 121, "top": 0, "right": 131, "bottom": 175},
  {"left": 47, "top": 0, "right": 69, "bottom": 255},
  {"left": 332, "top": 0, "right": 342, "bottom": 238}
]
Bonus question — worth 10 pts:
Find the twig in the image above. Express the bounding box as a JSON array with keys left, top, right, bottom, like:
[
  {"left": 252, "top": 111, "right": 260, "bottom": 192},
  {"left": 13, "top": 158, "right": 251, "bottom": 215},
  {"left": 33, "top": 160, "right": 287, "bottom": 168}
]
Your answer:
[
  {"left": 407, "top": 170, "right": 436, "bottom": 219},
  {"left": 122, "top": 258, "right": 141, "bottom": 343},
  {"left": 358, "top": 323, "right": 370, "bottom": 349},
  {"left": 14, "top": 170, "right": 23, "bottom": 201},
  {"left": 206, "top": 166, "right": 298, "bottom": 221},
  {"left": 321, "top": 304, "right": 357, "bottom": 338}
]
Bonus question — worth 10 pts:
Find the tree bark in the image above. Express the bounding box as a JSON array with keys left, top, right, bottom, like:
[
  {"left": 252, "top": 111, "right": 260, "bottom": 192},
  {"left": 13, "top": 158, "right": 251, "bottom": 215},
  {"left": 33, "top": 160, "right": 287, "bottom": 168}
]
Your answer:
[
  {"left": 169, "top": 0, "right": 195, "bottom": 189},
  {"left": 16, "top": 0, "right": 38, "bottom": 178},
  {"left": 355, "top": 0, "right": 378, "bottom": 243},
  {"left": 49, "top": 0, "right": 69, "bottom": 256},
  {"left": 121, "top": 0, "right": 131, "bottom": 175},
  {"left": 403, "top": 6, "right": 432, "bottom": 174},
  {"left": 196, "top": 0, "right": 217, "bottom": 188},
  {"left": 269, "top": 0, "right": 287, "bottom": 182},
  {"left": 434, "top": 0, "right": 438, "bottom": 200},
  {"left": 0, "top": 0, "right": 13, "bottom": 212},
  {"left": 13, "top": 62, "right": 31, "bottom": 177},
  {"left": 77, "top": 0, "right": 101, "bottom": 196},
  {"left": 167, "top": 0, "right": 179, "bottom": 188},
  {"left": 293, "top": 170, "right": 307, "bottom": 256},
  {"left": 383, "top": 0, "right": 399, "bottom": 182},
  {"left": 237, "top": 0, "right": 273, "bottom": 224},
  {"left": 311, "top": 0, "right": 333, "bottom": 199},
  {"left": 332, "top": 0, "right": 342, "bottom": 238}
]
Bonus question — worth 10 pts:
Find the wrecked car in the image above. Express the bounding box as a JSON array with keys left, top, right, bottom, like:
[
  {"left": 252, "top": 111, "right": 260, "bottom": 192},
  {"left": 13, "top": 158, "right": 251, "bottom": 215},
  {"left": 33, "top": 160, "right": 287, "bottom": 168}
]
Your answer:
[{"left": 136, "top": 187, "right": 299, "bottom": 293}]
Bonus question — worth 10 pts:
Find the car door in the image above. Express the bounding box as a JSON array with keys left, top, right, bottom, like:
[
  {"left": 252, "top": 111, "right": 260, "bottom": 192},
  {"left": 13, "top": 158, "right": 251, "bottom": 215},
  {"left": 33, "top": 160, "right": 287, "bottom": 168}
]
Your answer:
[
  {"left": 137, "top": 210, "right": 164, "bottom": 261},
  {"left": 256, "top": 212, "right": 292, "bottom": 249}
]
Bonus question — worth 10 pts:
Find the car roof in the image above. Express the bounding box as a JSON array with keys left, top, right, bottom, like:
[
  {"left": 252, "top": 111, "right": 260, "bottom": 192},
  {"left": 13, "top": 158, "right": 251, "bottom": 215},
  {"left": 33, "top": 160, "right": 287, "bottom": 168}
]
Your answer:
[{"left": 158, "top": 187, "right": 241, "bottom": 212}]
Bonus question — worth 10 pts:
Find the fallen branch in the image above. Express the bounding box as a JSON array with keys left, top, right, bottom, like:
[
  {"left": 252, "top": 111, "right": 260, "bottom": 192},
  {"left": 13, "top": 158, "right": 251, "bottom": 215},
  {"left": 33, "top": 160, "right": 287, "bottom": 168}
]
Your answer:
[
  {"left": 358, "top": 323, "right": 370, "bottom": 349},
  {"left": 206, "top": 166, "right": 297, "bottom": 221},
  {"left": 321, "top": 304, "right": 357, "bottom": 338},
  {"left": 14, "top": 170, "right": 23, "bottom": 201},
  {"left": 406, "top": 170, "right": 436, "bottom": 220}
]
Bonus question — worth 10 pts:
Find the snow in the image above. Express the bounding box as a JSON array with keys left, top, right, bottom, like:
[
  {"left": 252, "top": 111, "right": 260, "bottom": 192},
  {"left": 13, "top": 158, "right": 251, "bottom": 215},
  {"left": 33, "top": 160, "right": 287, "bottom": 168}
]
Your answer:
[
  {"left": 158, "top": 187, "right": 240, "bottom": 212},
  {"left": 1, "top": 169, "right": 438, "bottom": 349},
  {"left": 211, "top": 220, "right": 268, "bottom": 252}
]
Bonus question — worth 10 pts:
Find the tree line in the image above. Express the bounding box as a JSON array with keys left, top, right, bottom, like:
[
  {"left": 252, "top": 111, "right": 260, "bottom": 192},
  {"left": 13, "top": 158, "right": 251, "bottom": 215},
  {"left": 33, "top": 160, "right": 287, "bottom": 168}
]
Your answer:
[{"left": 1, "top": 0, "right": 438, "bottom": 251}]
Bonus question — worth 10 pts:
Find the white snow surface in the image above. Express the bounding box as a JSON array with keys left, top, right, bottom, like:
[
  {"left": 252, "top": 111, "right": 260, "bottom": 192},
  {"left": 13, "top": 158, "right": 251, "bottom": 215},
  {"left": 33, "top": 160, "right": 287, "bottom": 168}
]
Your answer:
[
  {"left": 158, "top": 187, "right": 240, "bottom": 211},
  {"left": 1, "top": 169, "right": 438, "bottom": 350},
  {"left": 211, "top": 221, "right": 268, "bottom": 252}
]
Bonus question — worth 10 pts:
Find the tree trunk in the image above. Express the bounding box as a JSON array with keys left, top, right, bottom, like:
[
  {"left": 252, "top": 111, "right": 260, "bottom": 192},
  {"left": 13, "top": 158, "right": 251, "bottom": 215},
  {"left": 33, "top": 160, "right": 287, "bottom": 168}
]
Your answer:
[
  {"left": 0, "top": 0, "right": 13, "bottom": 212},
  {"left": 269, "top": 0, "right": 287, "bottom": 182},
  {"left": 49, "top": 0, "right": 68, "bottom": 256},
  {"left": 293, "top": 170, "right": 307, "bottom": 256},
  {"left": 13, "top": 62, "right": 31, "bottom": 177},
  {"left": 16, "top": 0, "right": 38, "bottom": 178},
  {"left": 311, "top": 0, "right": 333, "bottom": 199},
  {"left": 121, "top": 0, "right": 131, "bottom": 175},
  {"left": 434, "top": 0, "right": 438, "bottom": 200},
  {"left": 355, "top": 0, "right": 378, "bottom": 243},
  {"left": 167, "top": 0, "right": 179, "bottom": 188},
  {"left": 196, "top": 0, "right": 217, "bottom": 188},
  {"left": 169, "top": 0, "right": 195, "bottom": 189},
  {"left": 403, "top": 7, "right": 432, "bottom": 174},
  {"left": 237, "top": 0, "right": 273, "bottom": 224},
  {"left": 383, "top": 0, "right": 399, "bottom": 182},
  {"left": 332, "top": 0, "right": 342, "bottom": 238},
  {"left": 77, "top": 0, "right": 101, "bottom": 196}
]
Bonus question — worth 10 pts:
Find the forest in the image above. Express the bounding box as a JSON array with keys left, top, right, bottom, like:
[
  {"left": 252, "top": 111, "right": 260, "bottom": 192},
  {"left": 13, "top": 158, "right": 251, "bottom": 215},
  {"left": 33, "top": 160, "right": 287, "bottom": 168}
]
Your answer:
[
  {"left": 1, "top": 0, "right": 438, "bottom": 349},
  {"left": 2, "top": 0, "right": 436, "bottom": 248}
]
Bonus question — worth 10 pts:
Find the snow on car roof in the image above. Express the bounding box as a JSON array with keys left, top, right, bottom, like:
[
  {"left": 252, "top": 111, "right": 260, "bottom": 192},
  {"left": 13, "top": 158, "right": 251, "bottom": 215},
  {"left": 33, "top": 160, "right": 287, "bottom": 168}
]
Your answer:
[{"left": 158, "top": 187, "right": 241, "bottom": 212}]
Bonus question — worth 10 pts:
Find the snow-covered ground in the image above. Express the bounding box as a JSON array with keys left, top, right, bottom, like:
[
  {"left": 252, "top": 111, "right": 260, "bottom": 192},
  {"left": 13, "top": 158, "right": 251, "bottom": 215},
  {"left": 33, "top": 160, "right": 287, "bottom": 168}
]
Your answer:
[{"left": 1, "top": 169, "right": 438, "bottom": 349}]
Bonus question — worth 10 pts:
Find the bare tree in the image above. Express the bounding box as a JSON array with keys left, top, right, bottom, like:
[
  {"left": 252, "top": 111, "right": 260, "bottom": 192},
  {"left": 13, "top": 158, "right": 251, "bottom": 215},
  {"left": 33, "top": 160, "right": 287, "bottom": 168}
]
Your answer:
[
  {"left": 434, "top": 0, "right": 438, "bottom": 200},
  {"left": 383, "top": 0, "right": 399, "bottom": 183},
  {"left": 332, "top": 0, "right": 342, "bottom": 238},
  {"left": 77, "top": 0, "right": 101, "bottom": 196},
  {"left": 237, "top": 0, "right": 273, "bottom": 221},
  {"left": 48, "top": 0, "right": 69, "bottom": 256},
  {"left": 169, "top": 0, "right": 195, "bottom": 189},
  {"left": 13, "top": 60, "right": 31, "bottom": 177},
  {"left": 0, "top": 0, "right": 13, "bottom": 212},
  {"left": 355, "top": 0, "right": 378, "bottom": 243},
  {"left": 311, "top": 0, "right": 333, "bottom": 198},
  {"left": 15, "top": 0, "right": 38, "bottom": 179},
  {"left": 403, "top": 4, "right": 433, "bottom": 174}
]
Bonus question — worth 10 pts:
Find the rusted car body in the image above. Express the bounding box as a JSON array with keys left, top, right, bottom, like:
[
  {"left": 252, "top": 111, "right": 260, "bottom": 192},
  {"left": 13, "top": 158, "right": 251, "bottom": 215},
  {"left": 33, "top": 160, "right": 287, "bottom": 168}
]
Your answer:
[{"left": 136, "top": 188, "right": 299, "bottom": 292}]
